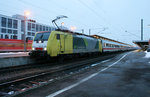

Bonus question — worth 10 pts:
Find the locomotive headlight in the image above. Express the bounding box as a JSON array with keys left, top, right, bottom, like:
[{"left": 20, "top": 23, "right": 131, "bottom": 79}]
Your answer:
[
  {"left": 39, "top": 40, "right": 41, "bottom": 43},
  {"left": 32, "top": 48, "right": 35, "bottom": 50},
  {"left": 44, "top": 47, "right": 47, "bottom": 51}
]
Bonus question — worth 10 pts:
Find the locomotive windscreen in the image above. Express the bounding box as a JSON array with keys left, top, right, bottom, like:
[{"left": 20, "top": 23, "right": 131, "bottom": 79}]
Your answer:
[{"left": 34, "top": 32, "right": 51, "bottom": 41}]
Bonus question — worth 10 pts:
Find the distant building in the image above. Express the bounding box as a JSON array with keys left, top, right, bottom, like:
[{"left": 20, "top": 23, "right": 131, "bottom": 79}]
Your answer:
[{"left": 0, "top": 14, "right": 55, "bottom": 40}]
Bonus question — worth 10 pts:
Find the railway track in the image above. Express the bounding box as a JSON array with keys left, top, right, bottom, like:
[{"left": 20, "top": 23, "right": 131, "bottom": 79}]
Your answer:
[{"left": 0, "top": 53, "right": 121, "bottom": 97}]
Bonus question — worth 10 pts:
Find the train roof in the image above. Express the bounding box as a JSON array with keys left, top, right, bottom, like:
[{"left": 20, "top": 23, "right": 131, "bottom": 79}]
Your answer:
[
  {"left": 37, "top": 29, "right": 132, "bottom": 47},
  {"left": 36, "top": 31, "right": 51, "bottom": 33},
  {"left": 55, "top": 29, "right": 95, "bottom": 38},
  {"left": 92, "top": 35, "right": 132, "bottom": 46}
]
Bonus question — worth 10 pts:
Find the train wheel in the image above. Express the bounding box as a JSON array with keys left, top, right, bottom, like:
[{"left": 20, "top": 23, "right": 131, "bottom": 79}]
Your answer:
[
  {"left": 58, "top": 55, "right": 64, "bottom": 63},
  {"left": 29, "top": 52, "right": 36, "bottom": 58}
]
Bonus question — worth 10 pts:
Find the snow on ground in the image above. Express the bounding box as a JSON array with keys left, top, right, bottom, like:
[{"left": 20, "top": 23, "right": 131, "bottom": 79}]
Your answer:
[{"left": 145, "top": 51, "right": 150, "bottom": 58}]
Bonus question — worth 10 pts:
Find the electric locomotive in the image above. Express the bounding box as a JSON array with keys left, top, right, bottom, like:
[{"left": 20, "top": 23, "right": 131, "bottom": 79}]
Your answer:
[{"left": 29, "top": 30, "right": 103, "bottom": 57}]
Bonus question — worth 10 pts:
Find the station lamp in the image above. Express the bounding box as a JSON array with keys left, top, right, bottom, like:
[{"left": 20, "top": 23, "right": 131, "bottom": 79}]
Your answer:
[
  {"left": 61, "top": 22, "right": 64, "bottom": 26},
  {"left": 24, "top": 11, "right": 30, "bottom": 17},
  {"left": 24, "top": 10, "right": 31, "bottom": 51},
  {"left": 70, "top": 26, "right": 76, "bottom": 31}
]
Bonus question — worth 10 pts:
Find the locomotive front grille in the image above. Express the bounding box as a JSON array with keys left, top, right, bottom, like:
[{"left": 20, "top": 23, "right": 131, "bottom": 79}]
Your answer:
[{"left": 35, "top": 48, "right": 43, "bottom": 50}]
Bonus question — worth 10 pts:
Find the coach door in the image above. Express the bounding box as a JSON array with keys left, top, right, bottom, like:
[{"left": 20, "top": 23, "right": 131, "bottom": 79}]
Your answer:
[
  {"left": 99, "top": 39, "right": 103, "bottom": 52},
  {"left": 60, "top": 34, "right": 65, "bottom": 53}
]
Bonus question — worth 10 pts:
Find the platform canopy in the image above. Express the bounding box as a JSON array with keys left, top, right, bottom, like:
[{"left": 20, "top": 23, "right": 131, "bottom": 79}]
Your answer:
[{"left": 133, "top": 40, "right": 149, "bottom": 49}]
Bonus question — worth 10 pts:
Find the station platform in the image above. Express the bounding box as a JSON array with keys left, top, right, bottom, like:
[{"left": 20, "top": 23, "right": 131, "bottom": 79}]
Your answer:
[
  {"left": 0, "top": 52, "right": 40, "bottom": 68},
  {"left": 54, "top": 50, "right": 150, "bottom": 97},
  {"left": 0, "top": 52, "right": 29, "bottom": 58},
  {"left": 15, "top": 50, "right": 150, "bottom": 97}
]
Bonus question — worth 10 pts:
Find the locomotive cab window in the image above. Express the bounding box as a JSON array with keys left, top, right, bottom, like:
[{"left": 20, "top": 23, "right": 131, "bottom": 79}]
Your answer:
[
  {"left": 56, "top": 34, "right": 60, "bottom": 40},
  {"left": 34, "top": 32, "right": 51, "bottom": 41}
]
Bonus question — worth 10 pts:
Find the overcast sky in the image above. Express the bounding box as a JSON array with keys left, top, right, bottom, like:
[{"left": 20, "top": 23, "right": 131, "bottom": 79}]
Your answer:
[{"left": 0, "top": 0, "right": 150, "bottom": 45}]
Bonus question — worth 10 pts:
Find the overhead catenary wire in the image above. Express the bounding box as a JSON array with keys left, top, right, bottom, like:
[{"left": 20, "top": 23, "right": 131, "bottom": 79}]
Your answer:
[
  {"left": 1, "top": 0, "right": 139, "bottom": 42},
  {"left": 20, "top": 0, "right": 108, "bottom": 33},
  {"left": 18, "top": 0, "right": 59, "bottom": 15},
  {"left": 18, "top": 0, "right": 92, "bottom": 29},
  {"left": 77, "top": 0, "right": 107, "bottom": 22},
  {"left": 0, "top": 9, "right": 53, "bottom": 27},
  {"left": 77, "top": 0, "right": 140, "bottom": 39},
  {"left": 0, "top": 2, "right": 87, "bottom": 32},
  {"left": 77, "top": 0, "right": 124, "bottom": 35},
  {"left": 124, "top": 31, "right": 140, "bottom": 38}
]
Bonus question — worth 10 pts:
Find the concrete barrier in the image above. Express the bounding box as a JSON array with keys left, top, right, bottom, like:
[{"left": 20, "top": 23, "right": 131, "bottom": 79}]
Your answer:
[{"left": 0, "top": 56, "right": 44, "bottom": 68}]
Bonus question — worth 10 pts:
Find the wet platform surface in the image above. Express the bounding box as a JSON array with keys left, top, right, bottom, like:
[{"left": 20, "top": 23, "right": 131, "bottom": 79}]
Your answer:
[{"left": 15, "top": 51, "right": 150, "bottom": 97}]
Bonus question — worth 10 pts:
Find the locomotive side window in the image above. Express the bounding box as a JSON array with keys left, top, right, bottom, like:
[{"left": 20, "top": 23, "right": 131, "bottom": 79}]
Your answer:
[{"left": 56, "top": 34, "right": 60, "bottom": 40}]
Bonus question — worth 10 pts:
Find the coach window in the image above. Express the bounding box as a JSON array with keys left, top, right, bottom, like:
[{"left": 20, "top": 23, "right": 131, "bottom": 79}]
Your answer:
[
  {"left": 56, "top": 34, "right": 60, "bottom": 40},
  {"left": 104, "top": 43, "right": 106, "bottom": 47},
  {"left": 1, "top": 17, "right": 7, "bottom": 27},
  {"left": 109, "top": 44, "right": 111, "bottom": 47},
  {"left": 113, "top": 45, "right": 115, "bottom": 48},
  {"left": 106, "top": 43, "right": 109, "bottom": 47}
]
